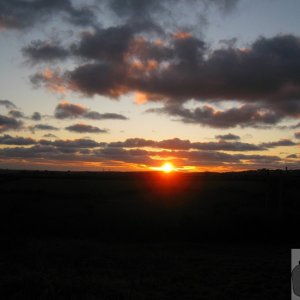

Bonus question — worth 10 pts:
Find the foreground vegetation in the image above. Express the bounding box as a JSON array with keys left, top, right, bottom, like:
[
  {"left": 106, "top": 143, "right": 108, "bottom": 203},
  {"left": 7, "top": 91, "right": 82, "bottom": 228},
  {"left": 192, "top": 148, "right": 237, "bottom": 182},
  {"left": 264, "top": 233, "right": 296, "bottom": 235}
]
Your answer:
[{"left": 0, "top": 170, "right": 297, "bottom": 299}]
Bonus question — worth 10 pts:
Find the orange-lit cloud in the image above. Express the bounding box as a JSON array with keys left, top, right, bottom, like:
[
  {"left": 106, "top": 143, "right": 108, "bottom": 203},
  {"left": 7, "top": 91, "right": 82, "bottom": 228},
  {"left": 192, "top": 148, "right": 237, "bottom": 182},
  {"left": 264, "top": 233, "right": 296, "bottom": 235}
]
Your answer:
[
  {"left": 126, "top": 36, "right": 146, "bottom": 58},
  {"left": 59, "top": 101, "right": 85, "bottom": 111},
  {"left": 134, "top": 92, "right": 149, "bottom": 104},
  {"left": 153, "top": 38, "right": 167, "bottom": 46},
  {"left": 173, "top": 31, "right": 192, "bottom": 40},
  {"left": 147, "top": 59, "right": 158, "bottom": 70},
  {"left": 125, "top": 37, "right": 160, "bottom": 75},
  {"left": 128, "top": 59, "right": 159, "bottom": 79},
  {"left": 239, "top": 47, "right": 251, "bottom": 53},
  {"left": 33, "top": 68, "right": 67, "bottom": 94},
  {"left": 133, "top": 91, "right": 165, "bottom": 104}
]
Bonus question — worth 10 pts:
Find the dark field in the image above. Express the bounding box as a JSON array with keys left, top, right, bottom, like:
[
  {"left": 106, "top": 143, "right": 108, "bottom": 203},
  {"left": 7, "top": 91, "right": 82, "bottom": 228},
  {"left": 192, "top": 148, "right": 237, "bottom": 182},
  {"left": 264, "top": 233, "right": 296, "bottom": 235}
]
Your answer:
[{"left": 0, "top": 170, "right": 298, "bottom": 299}]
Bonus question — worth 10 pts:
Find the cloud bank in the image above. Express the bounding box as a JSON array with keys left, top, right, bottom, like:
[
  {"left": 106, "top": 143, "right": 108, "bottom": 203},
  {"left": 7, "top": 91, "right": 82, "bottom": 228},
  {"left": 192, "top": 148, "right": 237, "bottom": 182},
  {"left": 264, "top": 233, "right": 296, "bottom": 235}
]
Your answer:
[
  {"left": 0, "top": 132, "right": 298, "bottom": 170},
  {"left": 29, "top": 31, "right": 300, "bottom": 128}
]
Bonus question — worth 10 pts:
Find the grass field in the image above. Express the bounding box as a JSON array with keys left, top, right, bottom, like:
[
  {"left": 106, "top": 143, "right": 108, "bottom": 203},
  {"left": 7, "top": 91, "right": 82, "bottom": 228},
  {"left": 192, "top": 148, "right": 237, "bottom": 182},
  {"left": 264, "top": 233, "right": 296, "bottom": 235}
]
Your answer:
[{"left": 0, "top": 170, "right": 298, "bottom": 299}]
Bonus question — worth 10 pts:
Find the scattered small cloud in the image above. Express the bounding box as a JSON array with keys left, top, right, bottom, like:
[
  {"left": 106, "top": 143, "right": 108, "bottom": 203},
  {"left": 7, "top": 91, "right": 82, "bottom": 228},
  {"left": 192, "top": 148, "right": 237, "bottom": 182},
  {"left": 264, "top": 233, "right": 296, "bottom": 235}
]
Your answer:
[
  {"left": 43, "top": 133, "right": 58, "bottom": 138},
  {"left": 0, "top": 0, "right": 97, "bottom": 30},
  {"left": 287, "top": 154, "right": 298, "bottom": 159},
  {"left": 31, "top": 112, "right": 42, "bottom": 121},
  {"left": 260, "top": 139, "right": 297, "bottom": 148},
  {"left": 22, "top": 40, "right": 69, "bottom": 64},
  {"left": 0, "top": 100, "right": 17, "bottom": 110},
  {"left": 0, "top": 134, "right": 35, "bottom": 145},
  {"left": 65, "top": 123, "right": 109, "bottom": 133},
  {"left": 215, "top": 133, "right": 240, "bottom": 140},
  {"left": 0, "top": 114, "right": 23, "bottom": 132},
  {"left": 30, "top": 124, "right": 59, "bottom": 133},
  {"left": 8, "top": 110, "right": 25, "bottom": 119},
  {"left": 54, "top": 101, "right": 128, "bottom": 120}
]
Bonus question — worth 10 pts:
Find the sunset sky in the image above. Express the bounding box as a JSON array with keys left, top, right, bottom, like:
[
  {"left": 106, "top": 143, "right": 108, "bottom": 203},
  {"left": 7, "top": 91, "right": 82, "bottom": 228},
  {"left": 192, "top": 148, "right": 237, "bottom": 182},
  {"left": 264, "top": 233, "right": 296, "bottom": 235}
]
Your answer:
[{"left": 0, "top": 0, "right": 300, "bottom": 171}]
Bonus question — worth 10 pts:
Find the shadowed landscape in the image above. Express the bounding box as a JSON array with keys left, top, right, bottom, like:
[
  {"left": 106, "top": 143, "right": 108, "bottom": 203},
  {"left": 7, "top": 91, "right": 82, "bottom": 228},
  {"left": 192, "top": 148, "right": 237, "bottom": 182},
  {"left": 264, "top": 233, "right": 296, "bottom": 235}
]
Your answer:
[{"left": 0, "top": 169, "right": 297, "bottom": 299}]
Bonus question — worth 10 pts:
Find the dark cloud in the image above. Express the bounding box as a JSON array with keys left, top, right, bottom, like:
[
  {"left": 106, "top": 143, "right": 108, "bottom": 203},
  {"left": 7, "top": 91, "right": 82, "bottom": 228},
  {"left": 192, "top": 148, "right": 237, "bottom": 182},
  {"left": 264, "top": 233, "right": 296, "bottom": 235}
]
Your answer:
[
  {"left": 39, "top": 138, "right": 102, "bottom": 148},
  {"left": 109, "top": 138, "right": 155, "bottom": 148},
  {"left": 155, "top": 35, "right": 300, "bottom": 104},
  {"left": 175, "top": 150, "right": 281, "bottom": 166},
  {"left": 157, "top": 138, "right": 263, "bottom": 151},
  {"left": 55, "top": 102, "right": 86, "bottom": 118},
  {"left": 0, "top": 145, "right": 155, "bottom": 166},
  {"left": 0, "top": 135, "right": 295, "bottom": 161},
  {"left": 0, "top": 134, "right": 292, "bottom": 170},
  {"left": 22, "top": 40, "right": 69, "bottom": 63},
  {"left": 0, "top": 134, "right": 36, "bottom": 145},
  {"left": 2, "top": 0, "right": 299, "bottom": 131},
  {"left": 1, "top": 0, "right": 239, "bottom": 32},
  {"left": 260, "top": 139, "right": 297, "bottom": 148},
  {"left": 72, "top": 25, "right": 136, "bottom": 62},
  {"left": 148, "top": 103, "right": 282, "bottom": 128},
  {"left": 0, "top": 114, "right": 23, "bottom": 132},
  {"left": 215, "top": 133, "right": 240, "bottom": 140},
  {"left": 0, "top": 144, "right": 283, "bottom": 170},
  {"left": 287, "top": 154, "right": 298, "bottom": 159},
  {"left": 30, "top": 124, "right": 59, "bottom": 132},
  {"left": 95, "top": 146, "right": 154, "bottom": 164},
  {"left": 109, "top": 137, "right": 265, "bottom": 152},
  {"left": 33, "top": 32, "right": 300, "bottom": 127},
  {"left": 8, "top": 110, "right": 25, "bottom": 119},
  {"left": 7, "top": 109, "right": 43, "bottom": 122},
  {"left": 0, "top": 145, "right": 58, "bottom": 159},
  {"left": 65, "top": 123, "right": 108, "bottom": 133},
  {"left": 0, "top": 135, "right": 102, "bottom": 149},
  {"left": 31, "top": 112, "right": 42, "bottom": 121},
  {"left": 295, "top": 132, "right": 300, "bottom": 139},
  {"left": 0, "top": 135, "right": 103, "bottom": 153},
  {"left": 107, "top": 0, "right": 238, "bottom": 26},
  {"left": 192, "top": 141, "right": 264, "bottom": 151},
  {"left": 157, "top": 138, "right": 191, "bottom": 150},
  {"left": 109, "top": 137, "right": 299, "bottom": 152},
  {"left": 43, "top": 133, "right": 57, "bottom": 138},
  {"left": 0, "top": 0, "right": 96, "bottom": 30},
  {"left": 84, "top": 111, "right": 128, "bottom": 120},
  {"left": 145, "top": 149, "right": 281, "bottom": 168},
  {"left": 120, "top": 35, "right": 300, "bottom": 110},
  {"left": 64, "top": 5, "right": 97, "bottom": 27},
  {"left": 66, "top": 62, "right": 127, "bottom": 98},
  {"left": 0, "top": 99, "right": 17, "bottom": 110},
  {"left": 54, "top": 101, "right": 128, "bottom": 120}
]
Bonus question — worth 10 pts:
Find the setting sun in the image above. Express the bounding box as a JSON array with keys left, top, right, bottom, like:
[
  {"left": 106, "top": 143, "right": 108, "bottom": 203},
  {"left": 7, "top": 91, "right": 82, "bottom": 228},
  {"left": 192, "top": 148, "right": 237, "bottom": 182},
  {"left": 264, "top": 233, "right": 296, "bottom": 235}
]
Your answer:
[{"left": 161, "top": 162, "right": 175, "bottom": 173}]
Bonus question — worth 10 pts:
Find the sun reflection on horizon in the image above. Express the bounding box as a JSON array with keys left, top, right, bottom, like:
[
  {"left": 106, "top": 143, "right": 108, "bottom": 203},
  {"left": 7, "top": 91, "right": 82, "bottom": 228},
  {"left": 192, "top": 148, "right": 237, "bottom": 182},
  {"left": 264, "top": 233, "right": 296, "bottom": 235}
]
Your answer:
[
  {"left": 150, "top": 162, "right": 176, "bottom": 173},
  {"left": 161, "top": 162, "right": 174, "bottom": 173}
]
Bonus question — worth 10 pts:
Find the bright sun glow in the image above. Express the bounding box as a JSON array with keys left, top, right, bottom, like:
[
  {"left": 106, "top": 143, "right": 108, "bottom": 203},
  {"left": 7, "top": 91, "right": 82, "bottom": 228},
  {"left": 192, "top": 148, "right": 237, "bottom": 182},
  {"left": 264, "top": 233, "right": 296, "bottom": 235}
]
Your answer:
[{"left": 161, "top": 162, "right": 174, "bottom": 173}]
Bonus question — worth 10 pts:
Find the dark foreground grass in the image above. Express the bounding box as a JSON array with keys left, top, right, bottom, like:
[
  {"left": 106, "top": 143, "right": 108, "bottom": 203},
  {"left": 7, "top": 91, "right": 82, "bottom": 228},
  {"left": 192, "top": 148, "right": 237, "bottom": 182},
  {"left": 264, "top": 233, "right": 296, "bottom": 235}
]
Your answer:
[
  {"left": 0, "top": 170, "right": 298, "bottom": 299},
  {"left": 1, "top": 239, "right": 288, "bottom": 300}
]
